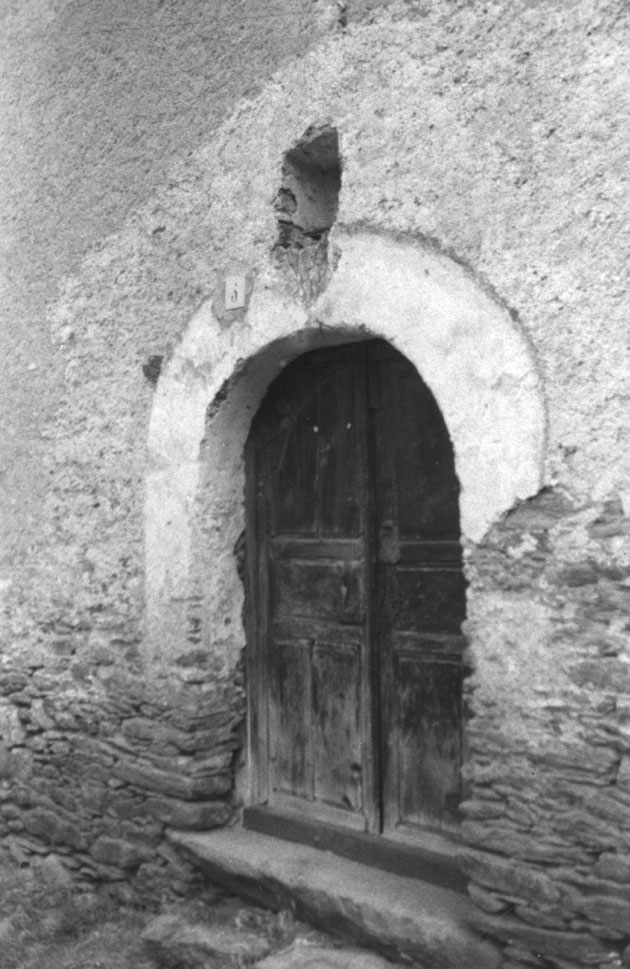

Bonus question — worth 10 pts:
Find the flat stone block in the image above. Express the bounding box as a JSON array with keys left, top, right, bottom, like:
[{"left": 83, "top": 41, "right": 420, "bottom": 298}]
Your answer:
[
  {"left": 473, "top": 910, "right": 608, "bottom": 964},
  {"left": 167, "top": 828, "right": 501, "bottom": 969},
  {"left": 146, "top": 795, "right": 232, "bottom": 829},
  {"left": 257, "top": 941, "right": 392, "bottom": 969},
  {"left": 114, "top": 758, "right": 231, "bottom": 799},
  {"left": 90, "top": 836, "right": 152, "bottom": 871},
  {"left": 142, "top": 912, "right": 271, "bottom": 967}
]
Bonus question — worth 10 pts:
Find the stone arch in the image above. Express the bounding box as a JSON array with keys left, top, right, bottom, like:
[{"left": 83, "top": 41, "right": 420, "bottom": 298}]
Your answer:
[{"left": 145, "top": 230, "right": 545, "bottom": 665}]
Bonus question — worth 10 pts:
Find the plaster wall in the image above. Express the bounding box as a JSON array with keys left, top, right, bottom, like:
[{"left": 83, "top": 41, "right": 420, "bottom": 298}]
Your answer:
[{"left": 0, "top": 0, "right": 338, "bottom": 633}]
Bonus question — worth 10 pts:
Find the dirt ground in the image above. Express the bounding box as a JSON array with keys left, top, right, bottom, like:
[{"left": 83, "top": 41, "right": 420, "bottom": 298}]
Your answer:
[{"left": 0, "top": 861, "right": 399, "bottom": 969}]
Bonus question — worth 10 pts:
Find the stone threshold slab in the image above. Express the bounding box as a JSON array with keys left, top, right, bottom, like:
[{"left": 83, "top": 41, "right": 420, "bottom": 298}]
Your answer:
[{"left": 167, "top": 827, "right": 501, "bottom": 969}]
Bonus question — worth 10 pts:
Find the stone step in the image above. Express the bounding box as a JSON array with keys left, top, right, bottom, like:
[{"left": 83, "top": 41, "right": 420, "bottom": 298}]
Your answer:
[{"left": 167, "top": 827, "right": 501, "bottom": 969}]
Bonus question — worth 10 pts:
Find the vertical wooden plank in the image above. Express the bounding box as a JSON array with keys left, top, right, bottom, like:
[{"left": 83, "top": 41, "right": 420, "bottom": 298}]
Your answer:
[
  {"left": 245, "top": 429, "right": 270, "bottom": 805},
  {"left": 272, "top": 373, "right": 319, "bottom": 536},
  {"left": 312, "top": 642, "right": 363, "bottom": 811},
  {"left": 388, "top": 361, "right": 460, "bottom": 541},
  {"left": 396, "top": 652, "right": 463, "bottom": 828},
  {"left": 359, "top": 345, "right": 380, "bottom": 835},
  {"left": 369, "top": 342, "right": 399, "bottom": 836},
  {"left": 316, "top": 366, "right": 362, "bottom": 537},
  {"left": 272, "top": 638, "right": 313, "bottom": 800}
]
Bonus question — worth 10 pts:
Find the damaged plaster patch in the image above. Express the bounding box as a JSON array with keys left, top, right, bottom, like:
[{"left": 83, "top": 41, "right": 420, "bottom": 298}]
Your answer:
[
  {"left": 273, "top": 125, "right": 342, "bottom": 304},
  {"left": 142, "top": 355, "right": 164, "bottom": 385}
]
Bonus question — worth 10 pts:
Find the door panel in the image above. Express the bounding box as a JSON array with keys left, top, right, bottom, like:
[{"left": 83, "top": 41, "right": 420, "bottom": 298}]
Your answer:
[
  {"left": 393, "top": 566, "right": 466, "bottom": 633},
  {"left": 273, "top": 638, "right": 313, "bottom": 799},
  {"left": 396, "top": 651, "right": 463, "bottom": 827},
  {"left": 250, "top": 346, "right": 373, "bottom": 829},
  {"left": 272, "top": 557, "right": 365, "bottom": 624},
  {"left": 384, "top": 355, "right": 461, "bottom": 540},
  {"left": 271, "top": 355, "right": 363, "bottom": 537},
  {"left": 312, "top": 641, "right": 363, "bottom": 811},
  {"left": 247, "top": 339, "right": 465, "bottom": 843},
  {"left": 370, "top": 342, "right": 465, "bottom": 837}
]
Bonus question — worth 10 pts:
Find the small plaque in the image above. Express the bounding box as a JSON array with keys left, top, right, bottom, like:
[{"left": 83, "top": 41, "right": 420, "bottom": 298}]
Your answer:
[{"left": 224, "top": 274, "right": 246, "bottom": 310}]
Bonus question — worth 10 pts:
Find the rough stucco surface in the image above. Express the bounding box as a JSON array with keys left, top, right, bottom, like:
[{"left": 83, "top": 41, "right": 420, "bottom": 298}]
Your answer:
[
  {"left": 7, "top": 0, "right": 627, "bottom": 644},
  {"left": 2, "top": 2, "right": 630, "bottom": 966},
  {"left": 0, "top": 0, "right": 334, "bottom": 613}
]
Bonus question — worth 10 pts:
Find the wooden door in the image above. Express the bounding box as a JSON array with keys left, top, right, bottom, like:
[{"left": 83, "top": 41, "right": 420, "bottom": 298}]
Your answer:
[
  {"left": 370, "top": 342, "right": 466, "bottom": 838},
  {"left": 246, "top": 340, "right": 465, "bottom": 842}
]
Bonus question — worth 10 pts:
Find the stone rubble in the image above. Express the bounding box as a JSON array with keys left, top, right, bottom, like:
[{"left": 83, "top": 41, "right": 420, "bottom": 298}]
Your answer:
[
  {"left": 0, "top": 659, "right": 244, "bottom": 901},
  {"left": 142, "top": 912, "right": 273, "bottom": 968},
  {"left": 141, "top": 908, "right": 407, "bottom": 969}
]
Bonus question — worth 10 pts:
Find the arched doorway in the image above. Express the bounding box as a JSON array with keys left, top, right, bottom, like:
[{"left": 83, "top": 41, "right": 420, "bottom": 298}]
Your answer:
[
  {"left": 145, "top": 231, "right": 544, "bottom": 668},
  {"left": 244, "top": 339, "right": 466, "bottom": 849}
]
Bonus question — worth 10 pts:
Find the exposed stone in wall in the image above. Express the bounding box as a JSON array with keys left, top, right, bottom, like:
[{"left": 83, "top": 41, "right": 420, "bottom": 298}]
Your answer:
[
  {"left": 462, "top": 490, "right": 630, "bottom": 969},
  {"left": 273, "top": 126, "right": 341, "bottom": 304},
  {"left": 0, "top": 651, "right": 244, "bottom": 902}
]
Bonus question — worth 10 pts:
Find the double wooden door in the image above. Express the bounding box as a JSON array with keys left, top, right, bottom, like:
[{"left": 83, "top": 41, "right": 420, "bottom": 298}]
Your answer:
[{"left": 246, "top": 340, "right": 466, "bottom": 843}]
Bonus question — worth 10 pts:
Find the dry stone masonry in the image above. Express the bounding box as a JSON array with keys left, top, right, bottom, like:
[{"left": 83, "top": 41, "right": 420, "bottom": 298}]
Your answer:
[
  {"left": 463, "top": 490, "right": 630, "bottom": 969},
  {"left": 0, "top": 657, "right": 243, "bottom": 901}
]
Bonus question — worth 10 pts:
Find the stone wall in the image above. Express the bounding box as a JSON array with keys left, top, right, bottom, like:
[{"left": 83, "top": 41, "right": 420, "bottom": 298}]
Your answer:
[
  {"left": 462, "top": 490, "right": 630, "bottom": 969},
  {"left": 2, "top": 3, "right": 630, "bottom": 968},
  {"left": 0, "top": 650, "right": 243, "bottom": 902}
]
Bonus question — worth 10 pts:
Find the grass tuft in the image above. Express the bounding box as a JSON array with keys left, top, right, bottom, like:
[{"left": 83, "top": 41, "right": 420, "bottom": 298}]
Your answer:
[{"left": 0, "top": 862, "right": 152, "bottom": 969}]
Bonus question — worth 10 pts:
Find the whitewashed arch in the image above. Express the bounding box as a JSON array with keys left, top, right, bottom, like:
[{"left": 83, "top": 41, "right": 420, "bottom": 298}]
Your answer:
[{"left": 145, "top": 231, "right": 545, "bottom": 664}]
